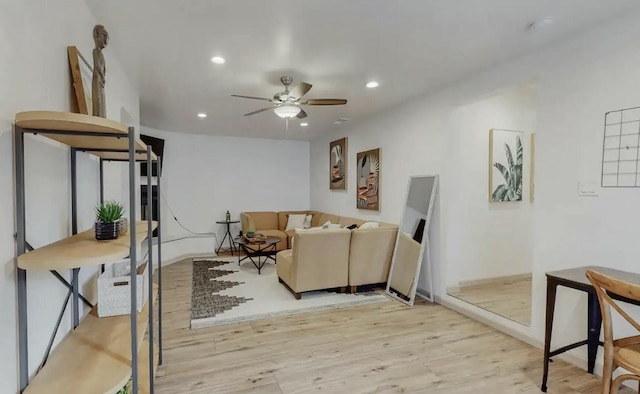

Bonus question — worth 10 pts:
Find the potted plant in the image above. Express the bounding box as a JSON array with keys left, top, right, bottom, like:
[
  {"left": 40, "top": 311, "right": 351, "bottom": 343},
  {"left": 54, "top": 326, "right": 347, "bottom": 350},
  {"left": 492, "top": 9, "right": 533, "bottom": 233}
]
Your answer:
[
  {"left": 246, "top": 228, "right": 255, "bottom": 238},
  {"left": 95, "top": 200, "right": 125, "bottom": 240}
]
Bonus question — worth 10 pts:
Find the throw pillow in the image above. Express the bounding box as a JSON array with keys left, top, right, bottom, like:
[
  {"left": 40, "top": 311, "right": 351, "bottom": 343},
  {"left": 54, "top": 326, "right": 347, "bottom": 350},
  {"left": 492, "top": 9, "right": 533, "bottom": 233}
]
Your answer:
[
  {"left": 286, "top": 214, "right": 307, "bottom": 231},
  {"left": 327, "top": 223, "right": 342, "bottom": 229},
  {"left": 303, "top": 214, "right": 312, "bottom": 229},
  {"left": 322, "top": 220, "right": 332, "bottom": 229},
  {"left": 359, "top": 222, "right": 379, "bottom": 229}
]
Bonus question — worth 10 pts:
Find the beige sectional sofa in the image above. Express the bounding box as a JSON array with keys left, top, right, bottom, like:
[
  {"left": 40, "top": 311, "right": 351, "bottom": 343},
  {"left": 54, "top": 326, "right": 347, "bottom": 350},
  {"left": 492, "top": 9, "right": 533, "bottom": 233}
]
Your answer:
[{"left": 240, "top": 211, "right": 398, "bottom": 299}]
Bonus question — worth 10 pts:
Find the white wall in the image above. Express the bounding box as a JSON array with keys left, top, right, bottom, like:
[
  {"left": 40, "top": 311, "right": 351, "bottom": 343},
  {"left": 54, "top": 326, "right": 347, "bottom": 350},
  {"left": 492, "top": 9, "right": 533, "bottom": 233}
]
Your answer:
[
  {"left": 310, "top": 11, "right": 640, "bottom": 367},
  {"left": 140, "top": 127, "right": 310, "bottom": 251},
  {"left": 448, "top": 84, "right": 536, "bottom": 283},
  {"left": 0, "top": 1, "right": 139, "bottom": 392}
]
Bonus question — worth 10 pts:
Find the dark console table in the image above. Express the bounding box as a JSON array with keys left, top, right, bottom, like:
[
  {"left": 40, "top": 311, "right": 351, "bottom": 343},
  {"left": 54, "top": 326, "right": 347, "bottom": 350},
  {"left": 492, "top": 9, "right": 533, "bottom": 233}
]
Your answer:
[{"left": 542, "top": 266, "right": 640, "bottom": 392}]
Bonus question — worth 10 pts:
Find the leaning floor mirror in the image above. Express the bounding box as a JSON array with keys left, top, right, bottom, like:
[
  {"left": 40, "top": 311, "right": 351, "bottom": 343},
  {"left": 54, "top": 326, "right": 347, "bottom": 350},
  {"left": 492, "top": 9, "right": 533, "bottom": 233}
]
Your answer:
[{"left": 386, "top": 175, "right": 439, "bottom": 306}]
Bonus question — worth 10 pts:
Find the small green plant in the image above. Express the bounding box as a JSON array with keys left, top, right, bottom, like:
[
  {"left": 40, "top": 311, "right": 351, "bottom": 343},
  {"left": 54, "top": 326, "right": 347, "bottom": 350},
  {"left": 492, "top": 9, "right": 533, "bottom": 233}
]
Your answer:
[{"left": 95, "top": 200, "right": 125, "bottom": 223}]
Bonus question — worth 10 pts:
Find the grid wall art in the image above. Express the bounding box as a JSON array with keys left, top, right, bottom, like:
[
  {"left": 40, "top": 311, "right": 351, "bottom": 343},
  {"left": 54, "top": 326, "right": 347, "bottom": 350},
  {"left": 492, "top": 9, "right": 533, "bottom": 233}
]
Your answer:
[{"left": 602, "top": 106, "right": 640, "bottom": 187}]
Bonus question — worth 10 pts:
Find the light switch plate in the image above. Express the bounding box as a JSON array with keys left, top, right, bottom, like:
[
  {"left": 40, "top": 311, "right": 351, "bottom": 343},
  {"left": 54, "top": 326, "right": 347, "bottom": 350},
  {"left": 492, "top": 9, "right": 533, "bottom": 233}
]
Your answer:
[{"left": 578, "top": 181, "right": 599, "bottom": 197}]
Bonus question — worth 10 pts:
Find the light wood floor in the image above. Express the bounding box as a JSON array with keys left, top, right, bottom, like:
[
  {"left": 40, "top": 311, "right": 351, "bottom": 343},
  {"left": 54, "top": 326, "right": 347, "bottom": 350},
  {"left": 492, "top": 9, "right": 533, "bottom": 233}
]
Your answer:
[
  {"left": 449, "top": 276, "right": 532, "bottom": 326},
  {"left": 155, "top": 260, "right": 627, "bottom": 393}
]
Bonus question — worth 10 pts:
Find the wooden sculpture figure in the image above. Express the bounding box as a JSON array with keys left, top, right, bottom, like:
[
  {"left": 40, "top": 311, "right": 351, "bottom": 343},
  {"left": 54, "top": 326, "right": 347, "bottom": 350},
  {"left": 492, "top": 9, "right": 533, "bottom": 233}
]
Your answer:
[{"left": 92, "top": 24, "right": 109, "bottom": 118}]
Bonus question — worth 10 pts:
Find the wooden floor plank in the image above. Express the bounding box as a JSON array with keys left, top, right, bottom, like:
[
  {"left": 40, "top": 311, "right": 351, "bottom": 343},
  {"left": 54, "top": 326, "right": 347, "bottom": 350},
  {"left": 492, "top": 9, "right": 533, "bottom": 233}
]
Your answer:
[{"left": 155, "top": 259, "right": 630, "bottom": 393}]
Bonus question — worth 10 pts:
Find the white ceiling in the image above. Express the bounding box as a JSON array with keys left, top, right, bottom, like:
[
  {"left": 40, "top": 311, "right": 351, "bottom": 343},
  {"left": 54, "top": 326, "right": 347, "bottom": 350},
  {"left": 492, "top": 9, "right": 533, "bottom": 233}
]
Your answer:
[{"left": 85, "top": 0, "right": 639, "bottom": 140}]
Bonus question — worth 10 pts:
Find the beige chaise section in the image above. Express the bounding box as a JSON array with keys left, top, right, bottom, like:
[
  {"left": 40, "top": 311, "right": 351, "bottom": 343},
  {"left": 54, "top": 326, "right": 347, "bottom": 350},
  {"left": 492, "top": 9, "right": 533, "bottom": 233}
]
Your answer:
[
  {"left": 388, "top": 232, "right": 421, "bottom": 299},
  {"left": 276, "top": 228, "right": 351, "bottom": 299}
]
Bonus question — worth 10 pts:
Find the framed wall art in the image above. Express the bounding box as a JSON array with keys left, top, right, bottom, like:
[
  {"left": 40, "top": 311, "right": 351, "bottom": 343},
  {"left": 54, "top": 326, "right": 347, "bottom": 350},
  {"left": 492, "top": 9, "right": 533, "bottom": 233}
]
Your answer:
[
  {"left": 489, "top": 129, "right": 524, "bottom": 203},
  {"left": 67, "top": 46, "right": 93, "bottom": 115},
  {"left": 330, "top": 138, "right": 347, "bottom": 190},
  {"left": 356, "top": 148, "right": 380, "bottom": 210}
]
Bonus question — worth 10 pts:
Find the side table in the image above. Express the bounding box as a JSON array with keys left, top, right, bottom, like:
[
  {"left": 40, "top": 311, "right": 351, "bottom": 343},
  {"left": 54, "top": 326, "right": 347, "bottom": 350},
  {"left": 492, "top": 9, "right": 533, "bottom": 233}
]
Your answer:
[{"left": 216, "top": 220, "right": 239, "bottom": 256}]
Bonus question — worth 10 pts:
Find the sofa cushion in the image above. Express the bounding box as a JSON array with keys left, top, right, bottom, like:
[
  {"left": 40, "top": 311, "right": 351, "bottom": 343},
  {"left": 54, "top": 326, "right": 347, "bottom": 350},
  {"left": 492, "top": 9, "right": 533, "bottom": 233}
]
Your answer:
[
  {"left": 245, "top": 212, "right": 278, "bottom": 231},
  {"left": 285, "top": 214, "right": 307, "bottom": 231},
  {"left": 317, "top": 213, "right": 340, "bottom": 226},
  {"left": 359, "top": 222, "right": 380, "bottom": 229},
  {"left": 277, "top": 211, "right": 309, "bottom": 231}
]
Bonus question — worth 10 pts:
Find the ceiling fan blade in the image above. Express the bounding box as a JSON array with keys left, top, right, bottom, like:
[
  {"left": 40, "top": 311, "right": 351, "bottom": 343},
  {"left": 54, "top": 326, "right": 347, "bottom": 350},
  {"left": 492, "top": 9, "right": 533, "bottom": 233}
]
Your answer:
[
  {"left": 243, "top": 107, "right": 273, "bottom": 116},
  {"left": 303, "top": 99, "right": 347, "bottom": 106},
  {"left": 289, "top": 82, "right": 312, "bottom": 99},
  {"left": 231, "top": 94, "right": 272, "bottom": 102},
  {"left": 296, "top": 109, "right": 308, "bottom": 119}
]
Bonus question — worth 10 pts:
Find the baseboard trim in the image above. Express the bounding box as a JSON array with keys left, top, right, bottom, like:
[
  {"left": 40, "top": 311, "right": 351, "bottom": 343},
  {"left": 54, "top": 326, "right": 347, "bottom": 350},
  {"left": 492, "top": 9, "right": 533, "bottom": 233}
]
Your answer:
[
  {"left": 458, "top": 273, "right": 532, "bottom": 288},
  {"left": 152, "top": 253, "right": 217, "bottom": 272}
]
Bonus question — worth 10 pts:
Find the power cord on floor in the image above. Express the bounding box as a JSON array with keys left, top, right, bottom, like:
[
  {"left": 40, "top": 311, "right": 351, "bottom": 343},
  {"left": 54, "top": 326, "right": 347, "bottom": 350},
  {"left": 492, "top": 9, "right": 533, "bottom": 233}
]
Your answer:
[{"left": 159, "top": 188, "right": 220, "bottom": 249}]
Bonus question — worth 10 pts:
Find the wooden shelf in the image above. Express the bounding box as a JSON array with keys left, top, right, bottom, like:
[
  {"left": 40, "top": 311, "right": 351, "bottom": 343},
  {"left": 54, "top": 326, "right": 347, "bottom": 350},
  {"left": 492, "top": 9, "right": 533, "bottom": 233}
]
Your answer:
[
  {"left": 93, "top": 151, "right": 158, "bottom": 162},
  {"left": 24, "top": 286, "right": 159, "bottom": 394},
  {"left": 17, "top": 221, "right": 157, "bottom": 271},
  {"left": 15, "top": 111, "right": 150, "bottom": 157}
]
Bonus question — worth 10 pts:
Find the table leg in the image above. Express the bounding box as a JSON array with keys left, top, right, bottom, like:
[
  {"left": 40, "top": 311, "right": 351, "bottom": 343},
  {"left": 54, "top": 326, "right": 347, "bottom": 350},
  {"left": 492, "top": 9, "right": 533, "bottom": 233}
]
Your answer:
[
  {"left": 216, "top": 230, "right": 228, "bottom": 255},
  {"left": 541, "top": 280, "right": 558, "bottom": 392},
  {"left": 587, "top": 292, "right": 602, "bottom": 374}
]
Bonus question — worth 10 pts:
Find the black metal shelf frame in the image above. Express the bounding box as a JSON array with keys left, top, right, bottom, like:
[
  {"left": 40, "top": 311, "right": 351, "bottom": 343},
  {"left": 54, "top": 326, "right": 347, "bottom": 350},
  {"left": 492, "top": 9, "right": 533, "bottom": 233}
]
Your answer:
[{"left": 14, "top": 124, "right": 163, "bottom": 394}]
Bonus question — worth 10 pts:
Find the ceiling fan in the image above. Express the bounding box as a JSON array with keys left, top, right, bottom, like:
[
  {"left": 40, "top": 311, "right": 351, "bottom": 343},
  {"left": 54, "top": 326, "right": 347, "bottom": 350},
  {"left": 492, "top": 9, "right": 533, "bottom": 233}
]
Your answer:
[{"left": 231, "top": 76, "right": 347, "bottom": 119}]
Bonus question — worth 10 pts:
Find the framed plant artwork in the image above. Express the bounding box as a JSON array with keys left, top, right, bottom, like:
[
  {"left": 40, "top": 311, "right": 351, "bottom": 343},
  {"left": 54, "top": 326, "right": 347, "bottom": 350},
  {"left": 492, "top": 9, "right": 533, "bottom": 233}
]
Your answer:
[
  {"left": 489, "top": 129, "right": 524, "bottom": 202},
  {"left": 67, "top": 46, "right": 93, "bottom": 115},
  {"left": 356, "top": 148, "right": 380, "bottom": 210},
  {"left": 330, "top": 138, "right": 347, "bottom": 190}
]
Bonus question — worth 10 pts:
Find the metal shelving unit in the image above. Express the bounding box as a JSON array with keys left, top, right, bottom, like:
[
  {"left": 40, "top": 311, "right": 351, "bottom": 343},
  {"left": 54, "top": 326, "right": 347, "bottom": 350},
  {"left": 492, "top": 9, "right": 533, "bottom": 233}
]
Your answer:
[{"left": 14, "top": 111, "right": 163, "bottom": 394}]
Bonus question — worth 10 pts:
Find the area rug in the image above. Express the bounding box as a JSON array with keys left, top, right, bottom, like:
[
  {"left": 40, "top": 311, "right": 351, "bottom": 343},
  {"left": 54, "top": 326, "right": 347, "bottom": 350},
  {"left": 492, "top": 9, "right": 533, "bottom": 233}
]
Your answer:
[{"left": 190, "top": 258, "right": 390, "bottom": 329}]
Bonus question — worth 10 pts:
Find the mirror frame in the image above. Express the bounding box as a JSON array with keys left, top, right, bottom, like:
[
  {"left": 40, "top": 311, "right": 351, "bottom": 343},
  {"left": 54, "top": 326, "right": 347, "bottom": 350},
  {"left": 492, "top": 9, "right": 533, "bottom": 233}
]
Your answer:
[{"left": 386, "top": 175, "right": 439, "bottom": 306}]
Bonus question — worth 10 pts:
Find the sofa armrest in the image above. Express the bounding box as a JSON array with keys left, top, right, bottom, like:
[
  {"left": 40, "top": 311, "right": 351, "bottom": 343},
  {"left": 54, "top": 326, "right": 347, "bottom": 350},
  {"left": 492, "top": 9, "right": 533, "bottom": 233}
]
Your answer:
[
  {"left": 291, "top": 228, "right": 351, "bottom": 292},
  {"left": 240, "top": 212, "right": 255, "bottom": 233}
]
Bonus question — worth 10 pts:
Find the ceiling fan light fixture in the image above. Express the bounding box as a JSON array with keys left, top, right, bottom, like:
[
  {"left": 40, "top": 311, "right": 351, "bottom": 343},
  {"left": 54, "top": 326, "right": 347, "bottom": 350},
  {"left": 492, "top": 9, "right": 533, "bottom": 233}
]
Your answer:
[{"left": 274, "top": 105, "right": 301, "bottom": 118}]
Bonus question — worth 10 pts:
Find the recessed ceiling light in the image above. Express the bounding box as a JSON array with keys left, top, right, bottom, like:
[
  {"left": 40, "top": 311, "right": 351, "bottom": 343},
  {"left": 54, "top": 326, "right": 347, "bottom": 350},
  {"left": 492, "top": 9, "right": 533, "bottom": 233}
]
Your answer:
[
  {"left": 197, "top": 113, "right": 207, "bottom": 118},
  {"left": 211, "top": 56, "right": 226, "bottom": 64},
  {"left": 300, "top": 122, "right": 309, "bottom": 127},
  {"left": 366, "top": 81, "right": 379, "bottom": 88}
]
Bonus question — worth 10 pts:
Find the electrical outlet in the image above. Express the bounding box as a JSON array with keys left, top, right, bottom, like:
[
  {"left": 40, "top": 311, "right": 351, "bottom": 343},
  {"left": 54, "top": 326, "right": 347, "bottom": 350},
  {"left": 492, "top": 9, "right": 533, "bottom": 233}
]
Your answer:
[{"left": 578, "top": 181, "right": 599, "bottom": 197}]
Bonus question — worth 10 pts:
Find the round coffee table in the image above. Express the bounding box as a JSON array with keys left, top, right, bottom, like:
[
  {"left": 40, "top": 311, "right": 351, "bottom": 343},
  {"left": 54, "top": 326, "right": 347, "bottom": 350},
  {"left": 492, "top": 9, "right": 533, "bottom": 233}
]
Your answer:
[{"left": 236, "top": 236, "right": 281, "bottom": 274}]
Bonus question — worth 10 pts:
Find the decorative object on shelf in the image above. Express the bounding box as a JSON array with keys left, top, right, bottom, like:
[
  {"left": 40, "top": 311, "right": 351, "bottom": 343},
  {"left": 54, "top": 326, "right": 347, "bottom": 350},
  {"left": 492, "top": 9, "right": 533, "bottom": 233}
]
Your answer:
[
  {"left": 246, "top": 228, "right": 255, "bottom": 238},
  {"left": 67, "top": 46, "right": 93, "bottom": 115},
  {"left": 356, "top": 148, "right": 380, "bottom": 210},
  {"left": 226, "top": 210, "right": 231, "bottom": 221},
  {"left": 601, "top": 106, "right": 640, "bottom": 187},
  {"left": 92, "top": 24, "right": 109, "bottom": 118},
  {"left": 117, "top": 217, "right": 128, "bottom": 236},
  {"left": 98, "top": 259, "right": 148, "bottom": 317},
  {"left": 95, "top": 200, "right": 125, "bottom": 240},
  {"left": 489, "top": 129, "right": 524, "bottom": 202},
  {"left": 330, "top": 137, "right": 347, "bottom": 190}
]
